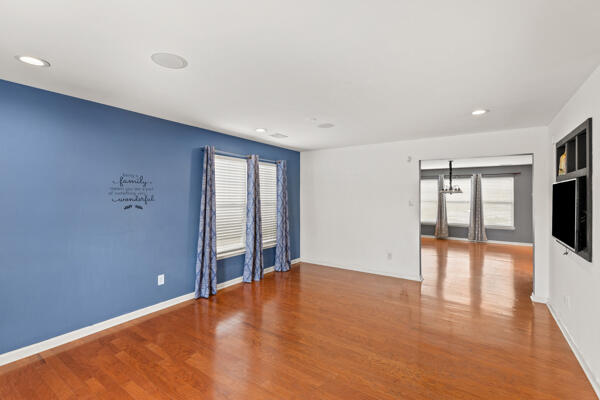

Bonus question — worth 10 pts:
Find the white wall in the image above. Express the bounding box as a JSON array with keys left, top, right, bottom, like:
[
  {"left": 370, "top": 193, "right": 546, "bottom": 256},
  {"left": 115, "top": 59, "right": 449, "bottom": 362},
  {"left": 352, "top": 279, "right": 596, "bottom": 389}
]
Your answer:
[
  {"left": 548, "top": 65, "right": 600, "bottom": 390},
  {"left": 301, "top": 126, "right": 551, "bottom": 298}
]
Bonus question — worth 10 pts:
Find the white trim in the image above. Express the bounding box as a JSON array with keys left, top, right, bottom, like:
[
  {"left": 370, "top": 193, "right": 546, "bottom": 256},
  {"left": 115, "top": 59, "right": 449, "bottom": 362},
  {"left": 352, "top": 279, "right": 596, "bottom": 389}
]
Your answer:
[
  {"left": 299, "top": 258, "right": 423, "bottom": 282},
  {"left": 485, "top": 225, "right": 516, "bottom": 231},
  {"left": 263, "top": 241, "right": 277, "bottom": 250},
  {"left": 421, "top": 234, "right": 533, "bottom": 247},
  {"left": 547, "top": 304, "right": 600, "bottom": 398},
  {"left": 0, "top": 292, "right": 195, "bottom": 367},
  {"left": 530, "top": 293, "right": 549, "bottom": 303},
  {"left": 217, "top": 243, "right": 278, "bottom": 261},
  {"left": 422, "top": 222, "right": 516, "bottom": 231},
  {"left": 0, "top": 259, "right": 302, "bottom": 368},
  {"left": 422, "top": 221, "right": 469, "bottom": 227},
  {"left": 217, "top": 247, "right": 245, "bottom": 260}
]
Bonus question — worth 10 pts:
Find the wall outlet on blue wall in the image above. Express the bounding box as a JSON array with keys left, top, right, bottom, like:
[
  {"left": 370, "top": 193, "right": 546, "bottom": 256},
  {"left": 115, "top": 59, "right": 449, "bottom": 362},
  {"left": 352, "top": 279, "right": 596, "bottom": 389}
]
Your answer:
[{"left": 157, "top": 274, "right": 165, "bottom": 286}]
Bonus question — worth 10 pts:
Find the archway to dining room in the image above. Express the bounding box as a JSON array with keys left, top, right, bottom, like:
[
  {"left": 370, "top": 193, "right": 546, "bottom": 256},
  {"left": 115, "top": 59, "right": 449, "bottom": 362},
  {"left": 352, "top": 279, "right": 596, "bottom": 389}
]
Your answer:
[{"left": 418, "top": 154, "right": 534, "bottom": 312}]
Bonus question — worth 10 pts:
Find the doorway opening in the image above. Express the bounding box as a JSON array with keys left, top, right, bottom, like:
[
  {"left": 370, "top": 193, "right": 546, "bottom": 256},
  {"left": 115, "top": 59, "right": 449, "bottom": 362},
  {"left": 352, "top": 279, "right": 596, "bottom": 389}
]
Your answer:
[{"left": 418, "top": 155, "right": 534, "bottom": 309}]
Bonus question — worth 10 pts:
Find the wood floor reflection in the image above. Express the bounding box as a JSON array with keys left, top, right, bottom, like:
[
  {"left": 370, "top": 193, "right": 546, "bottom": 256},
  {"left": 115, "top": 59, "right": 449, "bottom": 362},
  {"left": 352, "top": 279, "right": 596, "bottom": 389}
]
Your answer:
[{"left": 0, "top": 240, "right": 596, "bottom": 399}]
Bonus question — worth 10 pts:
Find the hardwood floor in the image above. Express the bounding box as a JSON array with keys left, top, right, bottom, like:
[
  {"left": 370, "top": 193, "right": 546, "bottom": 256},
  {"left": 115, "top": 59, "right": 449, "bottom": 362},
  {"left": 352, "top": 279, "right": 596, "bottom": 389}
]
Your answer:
[{"left": 0, "top": 238, "right": 596, "bottom": 399}]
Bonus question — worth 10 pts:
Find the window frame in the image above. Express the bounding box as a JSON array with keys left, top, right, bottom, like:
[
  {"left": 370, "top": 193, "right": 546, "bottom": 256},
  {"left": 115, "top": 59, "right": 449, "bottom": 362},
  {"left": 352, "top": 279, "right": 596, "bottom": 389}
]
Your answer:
[
  {"left": 419, "top": 175, "right": 516, "bottom": 230},
  {"left": 214, "top": 155, "right": 277, "bottom": 260},
  {"left": 481, "top": 175, "right": 516, "bottom": 230},
  {"left": 259, "top": 161, "right": 278, "bottom": 250}
]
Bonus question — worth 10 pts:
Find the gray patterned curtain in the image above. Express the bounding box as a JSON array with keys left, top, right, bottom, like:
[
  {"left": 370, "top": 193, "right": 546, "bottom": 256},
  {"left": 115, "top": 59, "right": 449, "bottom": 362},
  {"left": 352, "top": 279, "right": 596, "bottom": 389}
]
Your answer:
[
  {"left": 243, "top": 155, "right": 264, "bottom": 282},
  {"left": 434, "top": 174, "right": 449, "bottom": 239},
  {"left": 275, "top": 160, "right": 291, "bottom": 272},
  {"left": 468, "top": 173, "right": 487, "bottom": 242},
  {"left": 195, "top": 146, "right": 217, "bottom": 298}
]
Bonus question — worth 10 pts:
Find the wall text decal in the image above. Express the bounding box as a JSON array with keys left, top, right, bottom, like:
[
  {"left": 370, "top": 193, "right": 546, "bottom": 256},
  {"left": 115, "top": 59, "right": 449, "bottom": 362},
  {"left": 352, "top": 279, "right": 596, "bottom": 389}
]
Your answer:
[{"left": 109, "top": 173, "right": 155, "bottom": 210}]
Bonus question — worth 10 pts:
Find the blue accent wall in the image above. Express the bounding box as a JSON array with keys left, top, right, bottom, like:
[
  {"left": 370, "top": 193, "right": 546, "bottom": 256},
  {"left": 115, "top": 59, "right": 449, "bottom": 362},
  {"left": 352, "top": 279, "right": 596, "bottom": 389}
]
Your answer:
[{"left": 0, "top": 79, "right": 300, "bottom": 354}]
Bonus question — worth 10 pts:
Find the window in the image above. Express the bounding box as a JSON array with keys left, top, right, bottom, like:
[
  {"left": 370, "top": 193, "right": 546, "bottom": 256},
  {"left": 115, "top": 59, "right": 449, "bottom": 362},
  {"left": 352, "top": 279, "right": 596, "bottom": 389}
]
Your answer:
[
  {"left": 259, "top": 162, "right": 277, "bottom": 248},
  {"left": 420, "top": 179, "right": 438, "bottom": 224},
  {"left": 215, "top": 155, "right": 247, "bottom": 258},
  {"left": 420, "top": 176, "right": 514, "bottom": 228},
  {"left": 481, "top": 176, "right": 514, "bottom": 228},
  {"left": 420, "top": 178, "right": 471, "bottom": 225},
  {"left": 445, "top": 178, "right": 471, "bottom": 225},
  {"left": 214, "top": 155, "right": 278, "bottom": 259}
]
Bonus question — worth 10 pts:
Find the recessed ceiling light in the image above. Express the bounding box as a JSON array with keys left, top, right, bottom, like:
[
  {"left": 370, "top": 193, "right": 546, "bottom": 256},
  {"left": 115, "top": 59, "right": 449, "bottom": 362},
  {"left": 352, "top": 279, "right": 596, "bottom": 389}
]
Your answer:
[
  {"left": 318, "top": 123, "right": 335, "bottom": 128},
  {"left": 15, "top": 55, "right": 50, "bottom": 67},
  {"left": 151, "top": 53, "right": 188, "bottom": 69},
  {"left": 255, "top": 128, "right": 267, "bottom": 133},
  {"left": 472, "top": 109, "right": 489, "bottom": 116},
  {"left": 270, "top": 133, "right": 288, "bottom": 139}
]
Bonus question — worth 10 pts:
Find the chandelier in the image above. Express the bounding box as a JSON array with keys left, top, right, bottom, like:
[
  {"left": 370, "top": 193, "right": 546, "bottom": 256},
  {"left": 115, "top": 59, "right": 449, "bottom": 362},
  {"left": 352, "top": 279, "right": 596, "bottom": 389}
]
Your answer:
[{"left": 440, "top": 160, "right": 463, "bottom": 194}]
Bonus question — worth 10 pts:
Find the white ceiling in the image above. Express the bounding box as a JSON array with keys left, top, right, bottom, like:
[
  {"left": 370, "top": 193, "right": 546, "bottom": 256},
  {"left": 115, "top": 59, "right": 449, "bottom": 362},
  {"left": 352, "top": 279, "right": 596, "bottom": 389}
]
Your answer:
[
  {"left": 421, "top": 155, "right": 533, "bottom": 170},
  {"left": 2, "top": 1, "right": 600, "bottom": 151}
]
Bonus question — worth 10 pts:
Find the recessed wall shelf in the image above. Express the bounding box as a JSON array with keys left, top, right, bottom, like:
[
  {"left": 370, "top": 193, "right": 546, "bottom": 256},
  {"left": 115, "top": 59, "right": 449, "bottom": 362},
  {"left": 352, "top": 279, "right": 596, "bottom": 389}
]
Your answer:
[{"left": 555, "top": 118, "right": 592, "bottom": 261}]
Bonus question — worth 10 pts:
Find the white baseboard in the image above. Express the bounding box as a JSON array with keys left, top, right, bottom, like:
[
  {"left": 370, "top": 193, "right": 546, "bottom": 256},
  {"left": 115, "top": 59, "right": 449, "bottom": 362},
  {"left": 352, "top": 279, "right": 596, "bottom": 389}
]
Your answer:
[
  {"left": 300, "top": 258, "right": 422, "bottom": 282},
  {"left": 0, "top": 292, "right": 195, "bottom": 367},
  {"left": 421, "top": 234, "right": 533, "bottom": 247},
  {"left": 547, "top": 304, "right": 600, "bottom": 398},
  {"left": 530, "top": 293, "right": 549, "bottom": 303},
  {"left": 0, "top": 260, "right": 302, "bottom": 368}
]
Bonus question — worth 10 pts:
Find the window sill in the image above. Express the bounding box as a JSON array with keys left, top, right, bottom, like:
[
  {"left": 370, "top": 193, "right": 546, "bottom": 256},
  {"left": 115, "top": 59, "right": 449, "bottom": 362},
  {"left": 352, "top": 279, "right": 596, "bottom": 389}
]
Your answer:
[
  {"left": 217, "top": 242, "right": 277, "bottom": 261},
  {"left": 217, "top": 248, "right": 245, "bottom": 261},
  {"left": 421, "top": 222, "right": 515, "bottom": 231},
  {"left": 422, "top": 222, "right": 468, "bottom": 228},
  {"left": 486, "top": 225, "right": 516, "bottom": 231}
]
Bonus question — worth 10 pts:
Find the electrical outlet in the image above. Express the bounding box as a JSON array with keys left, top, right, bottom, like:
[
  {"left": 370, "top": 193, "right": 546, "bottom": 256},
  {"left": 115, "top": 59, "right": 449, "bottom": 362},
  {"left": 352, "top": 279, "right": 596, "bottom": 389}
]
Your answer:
[
  {"left": 387, "top": 252, "right": 393, "bottom": 260},
  {"left": 157, "top": 274, "right": 165, "bottom": 286}
]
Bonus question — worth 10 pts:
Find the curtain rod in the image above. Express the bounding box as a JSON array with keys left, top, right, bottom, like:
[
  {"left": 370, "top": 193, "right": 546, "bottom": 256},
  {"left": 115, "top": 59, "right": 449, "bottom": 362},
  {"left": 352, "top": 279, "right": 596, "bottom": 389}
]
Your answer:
[
  {"left": 203, "top": 148, "right": 278, "bottom": 164},
  {"left": 422, "top": 172, "right": 521, "bottom": 178}
]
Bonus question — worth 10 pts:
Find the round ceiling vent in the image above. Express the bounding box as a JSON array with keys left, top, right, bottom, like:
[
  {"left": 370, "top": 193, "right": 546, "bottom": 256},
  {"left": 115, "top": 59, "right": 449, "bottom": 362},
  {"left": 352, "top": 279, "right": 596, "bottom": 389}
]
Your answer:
[
  {"left": 151, "top": 53, "right": 188, "bottom": 69},
  {"left": 318, "top": 123, "right": 335, "bottom": 129}
]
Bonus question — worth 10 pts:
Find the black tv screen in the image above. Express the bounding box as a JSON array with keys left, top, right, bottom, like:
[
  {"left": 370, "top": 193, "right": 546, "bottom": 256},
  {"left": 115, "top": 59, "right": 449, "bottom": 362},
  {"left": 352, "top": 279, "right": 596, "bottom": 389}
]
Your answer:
[{"left": 552, "top": 179, "right": 577, "bottom": 249}]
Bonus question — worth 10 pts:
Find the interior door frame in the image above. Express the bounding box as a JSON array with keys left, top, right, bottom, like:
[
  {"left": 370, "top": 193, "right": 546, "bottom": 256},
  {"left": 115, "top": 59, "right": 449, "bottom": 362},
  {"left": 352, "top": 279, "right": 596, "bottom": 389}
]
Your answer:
[{"left": 417, "top": 153, "right": 536, "bottom": 296}]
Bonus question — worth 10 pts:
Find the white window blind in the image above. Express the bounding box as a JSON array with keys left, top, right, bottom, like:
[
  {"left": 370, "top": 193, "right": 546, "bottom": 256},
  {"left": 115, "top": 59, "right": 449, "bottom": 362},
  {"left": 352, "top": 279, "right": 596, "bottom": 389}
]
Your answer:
[
  {"left": 482, "top": 176, "right": 514, "bottom": 228},
  {"left": 420, "top": 175, "right": 515, "bottom": 228},
  {"left": 445, "top": 178, "right": 471, "bottom": 225},
  {"left": 214, "top": 155, "right": 279, "bottom": 259},
  {"left": 420, "top": 179, "right": 438, "bottom": 224},
  {"left": 215, "top": 155, "right": 247, "bottom": 258},
  {"left": 259, "top": 162, "right": 277, "bottom": 247}
]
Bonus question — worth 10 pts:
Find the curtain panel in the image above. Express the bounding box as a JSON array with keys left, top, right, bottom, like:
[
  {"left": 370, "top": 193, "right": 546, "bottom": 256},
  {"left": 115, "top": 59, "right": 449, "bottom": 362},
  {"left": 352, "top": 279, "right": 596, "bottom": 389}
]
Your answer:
[
  {"left": 275, "top": 160, "right": 291, "bottom": 271},
  {"left": 195, "top": 146, "right": 218, "bottom": 298},
  {"left": 243, "top": 155, "right": 264, "bottom": 282},
  {"left": 468, "top": 173, "right": 487, "bottom": 242},
  {"left": 434, "top": 174, "right": 449, "bottom": 239}
]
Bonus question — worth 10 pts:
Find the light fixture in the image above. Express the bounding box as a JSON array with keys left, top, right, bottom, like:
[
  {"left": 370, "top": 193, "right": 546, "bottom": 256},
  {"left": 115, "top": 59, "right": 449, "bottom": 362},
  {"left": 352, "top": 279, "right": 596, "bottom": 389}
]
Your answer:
[
  {"left": 440, "top": 161, "right": 463, "bottom": 194},
  {"left": 255, "top": 128, "right": 267, "bottom": 133},
  {"left": 15, "top": 55, "right": 50, "bottom": 67},
  {"left": 472, "top": 109, "right": 489, "bottom": 116},
  {"left": 270, "top": 133, "right": 288, "bottom": 139},
  {"left": 151, "top": 53, "right": 188, "bottom": 69}
]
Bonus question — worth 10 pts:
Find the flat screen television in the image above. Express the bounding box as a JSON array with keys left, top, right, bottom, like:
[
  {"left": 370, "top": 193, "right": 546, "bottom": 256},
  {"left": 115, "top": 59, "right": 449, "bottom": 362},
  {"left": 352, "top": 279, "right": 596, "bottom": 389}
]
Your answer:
[{"left": 552, "top": 179, "right": 577, "bottom": 250}]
